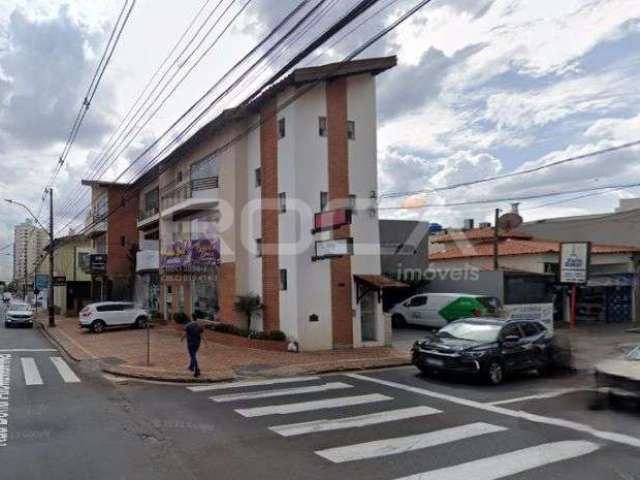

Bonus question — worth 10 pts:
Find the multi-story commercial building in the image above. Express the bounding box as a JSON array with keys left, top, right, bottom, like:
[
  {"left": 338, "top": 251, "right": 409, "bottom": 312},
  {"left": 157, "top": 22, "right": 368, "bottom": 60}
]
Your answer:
[
  {"left": 49, "top": 234, "right": 94, "bottom": 316},
  {"left": 82, "top": 180, "right": 139, "bottom": 301},
  {"left": 84, "top": 56, "right": 399, "bottom": 350},
  {"left": 12, "top": 219, "right": 49, "bottom": 295}
]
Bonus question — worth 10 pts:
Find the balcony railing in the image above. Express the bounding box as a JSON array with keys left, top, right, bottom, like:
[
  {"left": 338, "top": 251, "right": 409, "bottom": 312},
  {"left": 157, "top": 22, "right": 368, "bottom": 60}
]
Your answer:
[
  {"left": 138, "top": 206, "right": 159, "bottom": 222},
  {"left": 160, "top": 176, "right": 219, "bottom": 211}
]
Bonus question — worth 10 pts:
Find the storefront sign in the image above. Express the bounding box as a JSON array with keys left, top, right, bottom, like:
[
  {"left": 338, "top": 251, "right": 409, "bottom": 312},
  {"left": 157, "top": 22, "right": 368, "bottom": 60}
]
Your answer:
[
  {"left": 314, "top": 238, "right": 353, "bottom": 260},
  {"left": 313, "top": 209, "right": 352, "bottom": 233},
  {"left": 559, "top": 242, "right": 591, "bottom": 284},
  {"left": 137, "top": 250, "right": 160, "bottom": 272},
  {"left": 52, "top": 276, "right": 67, "bottom": 286},
  {"left": 504, "top": 303, "right": 554, "bottom": 333},
  {"left": 161, "top": 238, "right": 220, "bottom": 273},
  {"left": 34, "top": 274, "right": 49, "bottom": 290},
  {"left": 89, "top": 254, "right": 108, "bottom": 274}
]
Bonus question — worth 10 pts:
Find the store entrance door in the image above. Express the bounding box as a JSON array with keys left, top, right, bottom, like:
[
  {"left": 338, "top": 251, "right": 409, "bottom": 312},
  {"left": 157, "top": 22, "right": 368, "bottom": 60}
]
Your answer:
[{"left": 361, "top": 291, "right": 377, "bottom": 342}]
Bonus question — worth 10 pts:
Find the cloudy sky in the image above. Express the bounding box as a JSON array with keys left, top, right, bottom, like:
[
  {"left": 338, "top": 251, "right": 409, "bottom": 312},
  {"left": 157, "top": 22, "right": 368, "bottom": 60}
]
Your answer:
[{"left": 0, "top": 0, "right": 639, "bottom": 280}]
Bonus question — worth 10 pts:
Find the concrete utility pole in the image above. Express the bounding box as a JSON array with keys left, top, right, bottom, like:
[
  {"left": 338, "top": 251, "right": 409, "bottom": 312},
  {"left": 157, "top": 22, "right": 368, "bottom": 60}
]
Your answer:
[{"left": 48, "top": 188, "right": 55, "bottom": 328}]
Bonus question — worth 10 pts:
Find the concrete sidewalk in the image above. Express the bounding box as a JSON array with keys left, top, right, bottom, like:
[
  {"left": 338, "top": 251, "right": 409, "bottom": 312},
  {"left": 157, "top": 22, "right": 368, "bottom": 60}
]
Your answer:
[{"left": 37, "top": 315, "right": 410, "bottom": 383}]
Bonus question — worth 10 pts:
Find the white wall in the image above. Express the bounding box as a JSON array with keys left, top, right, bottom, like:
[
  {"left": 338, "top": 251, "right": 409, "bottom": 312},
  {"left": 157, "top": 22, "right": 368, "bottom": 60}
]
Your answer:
[{"left": 347, "top": 74, "right": 384, "bottom": 347}]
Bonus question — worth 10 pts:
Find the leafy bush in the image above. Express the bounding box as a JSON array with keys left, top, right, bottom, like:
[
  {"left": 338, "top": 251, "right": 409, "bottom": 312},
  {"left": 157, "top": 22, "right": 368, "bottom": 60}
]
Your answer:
[
  {"left": 267, "top": 330, "right": 286, "bottom": 342},
  {"left": 234, "top": 293, "right": 263, "bottom": 330},
  {"left": 173, "top": 312, "right": 190, "bottom": 325}
]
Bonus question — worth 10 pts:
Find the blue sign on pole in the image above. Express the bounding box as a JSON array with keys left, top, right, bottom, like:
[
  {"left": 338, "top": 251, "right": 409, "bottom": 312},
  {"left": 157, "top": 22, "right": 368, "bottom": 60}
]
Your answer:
[{"left": 35, "top": 274, "right": 49, "bottom": 290}]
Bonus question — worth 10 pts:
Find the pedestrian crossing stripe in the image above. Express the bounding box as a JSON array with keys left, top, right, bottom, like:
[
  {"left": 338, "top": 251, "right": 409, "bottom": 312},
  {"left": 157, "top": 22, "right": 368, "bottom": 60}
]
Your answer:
[
  {"left": 315, "top": 422, "right": 508, "bottom": 463},
  {"left": 391, "top": 440, "right": 599, "bottom": 480},
  {"left": 18, "top": 357, "right": 80, "bottom": 386},
  {"left": 235, "top": 394, "right": 392, "bottom": 418},
  {"left": 188, "top": 376, "right": 321, "bottom": 392},
  {"left": 211, "top": 382, "right": 353, "bottom": 403},
  {"left": 269, "top": 406, "right": 442, "bottom": 437}
]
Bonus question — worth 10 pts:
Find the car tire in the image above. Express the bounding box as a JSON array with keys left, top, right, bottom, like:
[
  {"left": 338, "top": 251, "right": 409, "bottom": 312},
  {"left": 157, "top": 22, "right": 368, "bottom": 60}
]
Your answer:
[
  {"left": 418, "top": 366, "right": 434, "bottom": 377},
  {"left": 485, "top": 360, "right": 505, "bottom": 385},
  {"left": 91, "top": 320, "right": 106, "bottom": 334},
  {"left": 392, "top": 314, "right": 407, "bottom": 328},
  {"left": 135, "top": 316, "right": 148, "bottom": 329},
  {"left": 4, "top": 321, "right": 9, "bottom": 328}
]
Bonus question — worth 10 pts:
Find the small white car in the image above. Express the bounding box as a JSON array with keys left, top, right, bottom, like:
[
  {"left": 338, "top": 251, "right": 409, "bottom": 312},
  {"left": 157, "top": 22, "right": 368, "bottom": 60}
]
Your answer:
[
  {"left": 79, "top": 302, "right": 149, "bottom": 333},
  {"left": 5, "top": 301, "right": 34, "bottom": 328}
]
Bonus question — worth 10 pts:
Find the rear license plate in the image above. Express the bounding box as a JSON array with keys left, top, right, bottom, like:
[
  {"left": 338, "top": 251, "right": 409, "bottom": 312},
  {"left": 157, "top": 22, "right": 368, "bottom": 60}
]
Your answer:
[{"left": 425, "top": 358, "right": 444, "bottom": 367}]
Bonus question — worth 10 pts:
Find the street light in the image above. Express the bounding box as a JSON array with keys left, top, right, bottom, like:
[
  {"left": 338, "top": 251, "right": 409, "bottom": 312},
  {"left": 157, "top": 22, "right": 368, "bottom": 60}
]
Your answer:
[{"left": 5, "top": 191, "right": 55, "bottom": 327}]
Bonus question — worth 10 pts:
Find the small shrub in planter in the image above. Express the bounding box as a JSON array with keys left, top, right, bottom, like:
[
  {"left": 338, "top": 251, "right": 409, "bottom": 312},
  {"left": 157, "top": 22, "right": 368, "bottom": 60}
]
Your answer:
[
  {"left": 267, "top": 330, "right": 286, "bottom": 342},
  {"left": 173, "top": 312, "right": 190, "bottom": 325}
]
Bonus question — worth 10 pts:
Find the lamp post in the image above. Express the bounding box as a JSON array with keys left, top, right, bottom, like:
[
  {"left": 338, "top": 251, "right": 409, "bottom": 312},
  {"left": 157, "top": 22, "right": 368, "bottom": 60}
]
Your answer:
[{"left": 5, "top": 191, "right": 55, "bottom": 327}]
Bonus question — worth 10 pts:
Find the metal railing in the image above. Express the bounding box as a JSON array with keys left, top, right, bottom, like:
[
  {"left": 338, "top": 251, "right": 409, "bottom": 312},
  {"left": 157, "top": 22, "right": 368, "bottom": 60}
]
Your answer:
[
  {"left": 138, "top": 206, "right": 159, "bottom": 222},
  {"left": 160, "top": 176, "right": 219, "bottom": 211}
]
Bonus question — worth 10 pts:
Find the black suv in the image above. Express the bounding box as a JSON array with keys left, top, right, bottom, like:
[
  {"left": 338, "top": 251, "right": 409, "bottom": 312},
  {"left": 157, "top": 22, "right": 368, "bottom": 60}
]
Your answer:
[{"left": 411, "top": 318, "right": 555, "bottom": 385}]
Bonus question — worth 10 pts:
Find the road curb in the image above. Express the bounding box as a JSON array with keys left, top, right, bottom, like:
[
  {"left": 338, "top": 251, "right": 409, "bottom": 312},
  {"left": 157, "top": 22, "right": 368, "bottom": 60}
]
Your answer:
[{"left": 36, "top": 320, "right": 83, "bottom": 362}]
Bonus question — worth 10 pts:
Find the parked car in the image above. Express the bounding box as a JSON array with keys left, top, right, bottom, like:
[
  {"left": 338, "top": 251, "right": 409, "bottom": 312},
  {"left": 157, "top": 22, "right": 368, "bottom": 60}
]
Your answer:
[
  {"left": 591, "top": 344, "right": 640, "bottom": 410},
  {"left": 390, "top": 293, "right": 501, "bottom": 328},
  {"left": 79, "top": 302, "right": 149, "bottom": 333},
  {"left": 4, "top": 301, "right": 34, "bottom": 328},
  {"left": 411, "top": 318, "right": 555, "bottom": 385}
]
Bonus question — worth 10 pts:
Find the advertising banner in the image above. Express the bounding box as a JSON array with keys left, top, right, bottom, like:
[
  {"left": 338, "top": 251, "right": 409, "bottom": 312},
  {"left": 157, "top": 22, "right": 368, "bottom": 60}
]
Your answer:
[
  {"left": 161, "top": 238, "right": 220, "bottom": 273},
  {"left": 559, "top": 242, "right": 591, "bottom": 284}
]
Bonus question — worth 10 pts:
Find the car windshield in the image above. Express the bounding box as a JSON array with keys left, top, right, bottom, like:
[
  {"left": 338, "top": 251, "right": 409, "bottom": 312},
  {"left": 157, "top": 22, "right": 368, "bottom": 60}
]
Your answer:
[
  {"left": 438, "top": 322, "right": 502, "bottom": 342},
  {"left": 10, "top": 304, "right": 29, "bottom": 311}
]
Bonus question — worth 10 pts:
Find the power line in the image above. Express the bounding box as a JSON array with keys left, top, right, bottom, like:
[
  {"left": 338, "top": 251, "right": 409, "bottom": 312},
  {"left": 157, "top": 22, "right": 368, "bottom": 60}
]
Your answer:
[
  {"left": 378, "top": 180, "right": 640, "bottom": 210},
  {"left": 379, "top": 139, "right": 640, "bottom": 200},
  {"left": 34, "top": 0, "right": 136, "bottom": 223},
  {"left": 62, "top": 0, "right": 435, "bottom": 237}
]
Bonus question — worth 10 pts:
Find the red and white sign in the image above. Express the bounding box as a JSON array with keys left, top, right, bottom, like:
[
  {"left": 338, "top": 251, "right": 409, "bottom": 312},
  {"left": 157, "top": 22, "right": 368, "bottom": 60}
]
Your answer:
[{"left": 313, "top": 209, "right": 351, "bottom": 232}]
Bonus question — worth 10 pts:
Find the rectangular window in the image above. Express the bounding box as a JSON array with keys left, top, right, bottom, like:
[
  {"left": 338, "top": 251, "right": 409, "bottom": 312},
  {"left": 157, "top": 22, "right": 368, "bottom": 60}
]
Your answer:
[
  {"left": 347, "top": 120, "right": 355, "bottom": 140},
  {"left": 348, "top": 194, "right": 357, "bottom": 214},
  {"left": 320, "top": 191, "right": 328, "bottom": 212},
  {"left": 279, "top": 269, "right": 287, "bottom": 291},
  {"left": 255, "top": 167, "right": 261, "bottom": 187},
  {"left": 278, "top": 118, "right": 286, "bottom": 139},
  {"left": 120, "top": 236, "right": 126, "bottom": 247},
  {"left": 256, "top": 239, "right": 262, "bottom": 257},
  {"left": 319, "top": 116, "right": 327, "bottom": 137},
  {"left": 279, "top": 192, "right": 287, "bottom": 213},
  {"left": 177, "top": 171, "right": 183, "bottom": 183}
]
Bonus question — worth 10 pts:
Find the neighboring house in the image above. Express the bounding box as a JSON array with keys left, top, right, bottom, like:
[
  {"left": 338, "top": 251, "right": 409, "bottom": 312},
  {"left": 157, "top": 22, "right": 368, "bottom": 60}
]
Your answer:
[
  {"left": 429, "top": 227, "right": 640, "bottom": 325},
  {"left": 48, "top": 234, "right": 94, "bottom": 316},
  {"left": 81, "top": 56, "right": 399, "bottom": 351},
  {"left": 81, "top": 180, "right": 139, "bottom": 302}
]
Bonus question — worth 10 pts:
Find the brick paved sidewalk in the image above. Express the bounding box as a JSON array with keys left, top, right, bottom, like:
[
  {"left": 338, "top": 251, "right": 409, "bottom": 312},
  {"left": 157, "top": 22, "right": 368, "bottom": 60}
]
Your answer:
[{"left": 38, "top": 315, "right": 410, "bottom": 383}]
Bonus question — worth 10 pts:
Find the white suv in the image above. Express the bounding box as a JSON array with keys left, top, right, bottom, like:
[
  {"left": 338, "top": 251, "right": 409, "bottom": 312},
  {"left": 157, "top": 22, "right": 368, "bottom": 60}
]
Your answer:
[{"left": 79, "top": 302, "right": 149, "bottom": 333}]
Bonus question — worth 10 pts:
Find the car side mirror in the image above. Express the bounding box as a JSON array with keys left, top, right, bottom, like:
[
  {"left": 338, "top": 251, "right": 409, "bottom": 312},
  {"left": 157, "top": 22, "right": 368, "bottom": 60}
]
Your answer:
[{"left": 502, "top": 335, "right": 520, "bottom": 346}]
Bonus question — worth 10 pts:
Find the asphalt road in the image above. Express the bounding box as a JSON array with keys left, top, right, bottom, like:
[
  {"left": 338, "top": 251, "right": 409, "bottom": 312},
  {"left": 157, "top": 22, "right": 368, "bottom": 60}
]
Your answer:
[{"left": 2, "top": 305, "right": 640, "bottom": 480}]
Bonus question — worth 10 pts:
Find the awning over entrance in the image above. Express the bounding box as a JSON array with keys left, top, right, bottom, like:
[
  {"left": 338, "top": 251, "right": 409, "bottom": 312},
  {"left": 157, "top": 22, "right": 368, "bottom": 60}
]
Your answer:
[{"left": 353, "top": 275, "right": 408, "bottom": 303}]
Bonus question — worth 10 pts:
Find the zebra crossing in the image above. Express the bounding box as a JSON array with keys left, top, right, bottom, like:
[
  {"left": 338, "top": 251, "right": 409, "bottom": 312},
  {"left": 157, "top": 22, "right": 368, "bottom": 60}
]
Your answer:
[
  {"left": 187, "top": 375, "right": 604, "bottom": 479},
  {"left": 16, "top": 355, "right": 80, "bottom": 386}
]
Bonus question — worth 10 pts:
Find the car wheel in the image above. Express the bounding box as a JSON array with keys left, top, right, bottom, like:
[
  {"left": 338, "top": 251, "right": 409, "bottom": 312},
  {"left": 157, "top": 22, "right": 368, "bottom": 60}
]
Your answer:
[
  {"left": 485, "top": 360, "right": 505, "bottom": 385},
  {"left": 392, "top": 314, "right": 407, "bottom": 328},
  {"left": 91, "top": 320, "right": 106, "bottom": 334},
  {"left": 135, "top": 316, "right": 148, "bottom": 329},
  {"left": 4, "top": 321, "right": 9, "bottom": 328},
  {"left": 418, "top": 366, "right": 434, "bottom": 377}
]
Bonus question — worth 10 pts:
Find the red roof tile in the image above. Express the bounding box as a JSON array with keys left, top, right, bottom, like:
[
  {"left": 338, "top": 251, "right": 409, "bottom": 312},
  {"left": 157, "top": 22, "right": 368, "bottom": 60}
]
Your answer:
[
  {"left": 429, "top": 238, "right": 640, "bottom": 261},
  {"left": 431, "top": 227, "right": 531, "bottom": 243}
]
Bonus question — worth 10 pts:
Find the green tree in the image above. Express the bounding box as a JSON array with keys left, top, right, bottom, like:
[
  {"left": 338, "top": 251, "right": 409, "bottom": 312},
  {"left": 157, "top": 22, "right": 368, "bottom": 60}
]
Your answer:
[{"left": 234, "top": 293, "right": 263, "bottom": 331}]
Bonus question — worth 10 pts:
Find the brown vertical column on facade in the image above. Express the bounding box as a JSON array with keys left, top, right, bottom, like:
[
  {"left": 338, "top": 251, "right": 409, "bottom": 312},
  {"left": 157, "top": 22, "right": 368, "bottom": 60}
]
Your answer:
[
  {"left": 326, "top": 77, "right": 353, "bottom": 348},
  {"left": 219, "top": 262, "right": 239, "bottom": 325},
  {"left": 260, "top": 99, "right": 280, "bottom": 332}
]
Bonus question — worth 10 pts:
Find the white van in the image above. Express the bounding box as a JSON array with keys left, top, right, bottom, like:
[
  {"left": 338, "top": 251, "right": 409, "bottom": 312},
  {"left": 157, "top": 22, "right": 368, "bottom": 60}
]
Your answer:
[{"left": 390, "top": 293, "right": 501, "bottom": 328}]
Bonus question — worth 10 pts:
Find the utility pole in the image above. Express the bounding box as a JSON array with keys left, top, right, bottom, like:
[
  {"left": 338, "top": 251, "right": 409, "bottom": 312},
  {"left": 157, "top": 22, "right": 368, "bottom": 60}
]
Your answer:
[
  {"left": 493, "top": 208, "right": 500, "bottom": 271},
  {"left": 48, "top": 188, "right": 55, "bottom": 327}
]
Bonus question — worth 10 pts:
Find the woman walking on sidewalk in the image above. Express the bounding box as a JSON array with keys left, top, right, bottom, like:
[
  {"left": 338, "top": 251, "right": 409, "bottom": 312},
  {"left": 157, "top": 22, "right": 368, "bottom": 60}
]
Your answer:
[{"left": 181, "top": 317, "right": 205, "bottom": 378}]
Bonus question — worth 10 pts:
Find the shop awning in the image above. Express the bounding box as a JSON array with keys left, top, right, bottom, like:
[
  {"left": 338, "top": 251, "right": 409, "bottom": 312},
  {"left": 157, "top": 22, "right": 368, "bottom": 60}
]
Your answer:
[
  {"left": 354, "top": 275, "right": 408, "bottom": 289},
  {"left": 353, "top": 275, "right": 408, "bottom": 303}
]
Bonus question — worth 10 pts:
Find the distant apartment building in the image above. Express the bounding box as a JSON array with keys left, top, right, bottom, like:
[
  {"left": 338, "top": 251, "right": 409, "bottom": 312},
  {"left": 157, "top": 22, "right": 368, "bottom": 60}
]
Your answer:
[
  {"left": 12, "top": 219, "right": 49, "bottom": 293},
  {"left": 81, "top": 57, "right": 399, "bottom": 350}
]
